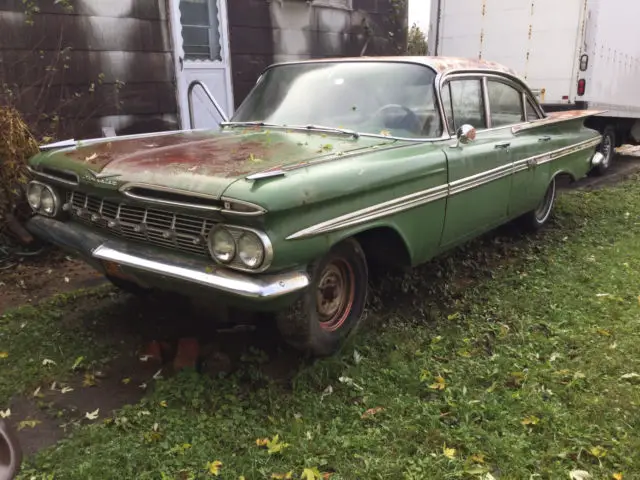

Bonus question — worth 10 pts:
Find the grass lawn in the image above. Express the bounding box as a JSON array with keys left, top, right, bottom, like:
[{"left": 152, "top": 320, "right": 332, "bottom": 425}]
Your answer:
[{"left": 4, "top": 176, "right": 640, "bottom": 480}]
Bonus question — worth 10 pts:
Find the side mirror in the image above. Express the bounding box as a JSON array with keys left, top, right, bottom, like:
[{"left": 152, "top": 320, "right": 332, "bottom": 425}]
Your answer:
[
  {"left": 0, "top": 419, "right": 22, "bottom": 480},
  {"left": 454, "top": 124, "right": 477, "bottom": 147}
]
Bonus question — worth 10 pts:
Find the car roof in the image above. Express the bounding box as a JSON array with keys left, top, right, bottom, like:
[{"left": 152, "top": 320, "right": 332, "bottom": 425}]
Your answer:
[{"left": 270, "top": 56, "right": 520, "bottom": 78}]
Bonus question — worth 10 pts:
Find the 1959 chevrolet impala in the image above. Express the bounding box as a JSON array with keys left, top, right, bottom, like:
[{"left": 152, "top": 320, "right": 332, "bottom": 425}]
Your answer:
[{"left": 24, "top": 57, "right": 605, "bottom": 356}]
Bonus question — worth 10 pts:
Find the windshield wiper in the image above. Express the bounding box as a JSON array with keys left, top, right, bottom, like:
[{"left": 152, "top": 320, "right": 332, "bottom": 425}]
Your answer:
[
  {"left": 221, "top": 121, "right": 359, "bottom": 138},
  {"left": 297, "top": 124, "right": 359, "bottom": 139}
]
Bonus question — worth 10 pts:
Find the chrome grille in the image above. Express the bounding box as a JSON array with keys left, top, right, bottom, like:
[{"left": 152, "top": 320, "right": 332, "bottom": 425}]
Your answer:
[{"left": 67, "top": 191, "right": 215, "bottom": 257}]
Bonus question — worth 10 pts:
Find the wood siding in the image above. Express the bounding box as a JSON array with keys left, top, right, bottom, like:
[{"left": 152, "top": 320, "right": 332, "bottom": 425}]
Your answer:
[{"left": 0, "top": 0, "right": 177, "bottom": 139}]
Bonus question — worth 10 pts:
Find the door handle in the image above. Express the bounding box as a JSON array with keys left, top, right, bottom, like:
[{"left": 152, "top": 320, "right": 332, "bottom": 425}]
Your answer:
[
  {"left": 538, "top": 136, "right": 551, "bottom": 142},
  {"left": 495, "top": 142, "right": 511, "bottom": 149}
]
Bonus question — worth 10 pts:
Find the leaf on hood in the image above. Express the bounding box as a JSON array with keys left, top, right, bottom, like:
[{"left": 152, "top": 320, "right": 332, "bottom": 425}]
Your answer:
[{"left": 84, "top": 153, "right": 98, "bottom": 161}]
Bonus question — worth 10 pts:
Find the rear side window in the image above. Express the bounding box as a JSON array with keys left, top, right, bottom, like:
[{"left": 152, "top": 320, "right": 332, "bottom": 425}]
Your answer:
[
  {"left": 443, "top": 79, "right": 487, "bottom": 131},
  {"left": 487, "top": 80, "right": 524, "bottom": 127}
]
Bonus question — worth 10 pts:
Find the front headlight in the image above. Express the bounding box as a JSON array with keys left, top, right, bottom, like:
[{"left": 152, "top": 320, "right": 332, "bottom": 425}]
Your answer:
[
  {"left": 208, "top": 226, "right": 236, "bottom": 263},
  {"left": 237, "top": 232, "right": 265, "bottom": 268},
  {"left": 26, "top": 181, "right": 60, "bottom": 217},
  {"left": 27, "top": 182, "right": 44, "bottom": 210}
]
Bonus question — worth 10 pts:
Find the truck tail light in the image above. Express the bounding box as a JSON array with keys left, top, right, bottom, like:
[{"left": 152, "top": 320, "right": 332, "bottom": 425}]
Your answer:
[{"left": 577, "top": 79, "right": 586, "bottom": 96}]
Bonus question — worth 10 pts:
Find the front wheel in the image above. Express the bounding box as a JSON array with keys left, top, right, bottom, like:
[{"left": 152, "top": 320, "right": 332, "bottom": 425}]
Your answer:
[
  {"left": 519, "top": 177, "right": 557, "bottom": 231},
  {"left": 276, "top": 239, "right": 368, "bottom": 357}
]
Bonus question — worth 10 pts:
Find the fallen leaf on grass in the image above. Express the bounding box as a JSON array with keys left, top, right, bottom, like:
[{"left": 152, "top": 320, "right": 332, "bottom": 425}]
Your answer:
[
  {"left": 613, "top": 473, "right": 623, "bottom": 480},
  {"left": 470, "top": 453, "right": 486, "bottom": 463},
  {"left": 570, "top": 470, "right": 592, "bottom": 480},
  {"left": 18, "top": 420, "right": 41, "bottom": 430},
  {"left": 0, "top": 352, "right": 8, "bottom": 359},
  {"left": 429, "top": 376, "right": 446, "bottom": 390},
  {"left": 85, "top": 408, "right": 99, "bottom": 420},
  {"left": 521, "top": 415, "right": 540, "bottom": 426},
  {"left": 588, "top": 446, "right": 607, "bottom": 458},
  {"left": 0, "top": 409, "right": 10, "bottom": 418},
  {"left": 61, "top": 387, "right": 74, "bottom": 394},
  {"left": 442, "top": 444, "right": 456, "bottom": 459},
  {"left": 338, "top": 376, "right": 363, "bottom": 390},
  {"left": 301, "top": 467, "right": 322, "bottom": 480},
  {"left": 620, "top": 373, "right": 640, "bottom": 380},
  {"left": 42, "top": 358, "right": 56, "bottom": 366},
  {"left": 159, "top": 400, "right": 168, "bottom": 408},
  {"left": 596, "top": 328, "right": 612, "bottom": 336},
  {"left": 361, "top": 407, "right": 384, "bottom": 419},
  {"left": 206, "top": 460, "right": 222, "bottom": 476},
  {"left": 256, "top": 435, "right": 289, "bottom": 455}
]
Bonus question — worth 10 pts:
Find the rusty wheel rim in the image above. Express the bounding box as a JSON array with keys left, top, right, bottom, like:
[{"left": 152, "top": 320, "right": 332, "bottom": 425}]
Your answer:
[{"left": 317, "top": 259, "right": 355, "bottom": 332}]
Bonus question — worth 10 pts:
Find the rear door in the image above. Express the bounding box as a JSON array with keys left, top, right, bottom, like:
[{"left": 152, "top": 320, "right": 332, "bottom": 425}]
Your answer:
[{"left": 440, "top": 76, "right": 514, "bottom": 247}]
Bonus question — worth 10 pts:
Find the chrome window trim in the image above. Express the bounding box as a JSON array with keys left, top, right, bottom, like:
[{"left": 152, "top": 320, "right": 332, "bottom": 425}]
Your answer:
[
  {"left": 436, "top": 70, "right": 547, "bottom": 137},
  {"left": 286, "top": 137, "right": 601, "bottom": 240}
]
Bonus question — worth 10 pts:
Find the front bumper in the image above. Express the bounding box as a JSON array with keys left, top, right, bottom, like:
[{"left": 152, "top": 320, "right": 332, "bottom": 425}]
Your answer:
[{"left": 25, "top": 216, "right": 310, "bottom": 306}]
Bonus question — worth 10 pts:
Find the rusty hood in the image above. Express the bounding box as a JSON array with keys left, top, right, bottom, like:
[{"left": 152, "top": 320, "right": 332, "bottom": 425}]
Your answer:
[{"left": 30, "top": 128, "right": 404, "bottom": 198}]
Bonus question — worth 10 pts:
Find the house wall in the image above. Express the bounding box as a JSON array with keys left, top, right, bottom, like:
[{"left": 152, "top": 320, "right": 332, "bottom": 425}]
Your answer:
[
  {"left": 0, "top": 0, "right": 178, "bottom": 139},
  {"left": 225, "top": 0, "right": 408, "bottom": 108},
  {"left": 0, "top": 0, "right": 408, "bottom": 139}
]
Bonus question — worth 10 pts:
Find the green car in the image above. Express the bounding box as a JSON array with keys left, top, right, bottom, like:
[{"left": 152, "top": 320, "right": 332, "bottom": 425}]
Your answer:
[{"left": 24, "top": 57, "right": 605, "bottom": 356}]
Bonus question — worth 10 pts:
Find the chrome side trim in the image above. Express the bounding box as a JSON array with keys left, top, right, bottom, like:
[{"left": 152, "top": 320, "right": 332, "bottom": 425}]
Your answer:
[
  {"left": 287, "top": 137, "right": 600, "bottom": 240},
  {"left": 92, "top": 245, "right": 309, "bottom": 299},
  {"left": 220, "top": 197, "right": 268, "bottom": 216},
  {"left": 27, "top": 166, "right": 79, "bottom": 186},
  {"left": 286, "top": 184, "right": 448, "bottom": 240}
]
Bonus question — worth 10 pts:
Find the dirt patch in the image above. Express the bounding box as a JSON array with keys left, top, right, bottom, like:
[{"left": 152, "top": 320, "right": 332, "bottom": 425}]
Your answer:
[{"left": 0, "top": 247, "right": 106, "bottom": 313}]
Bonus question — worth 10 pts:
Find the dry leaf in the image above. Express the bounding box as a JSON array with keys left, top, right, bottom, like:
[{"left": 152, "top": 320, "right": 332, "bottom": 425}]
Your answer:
[
  {"left": 83, "top": 373, "right": 97, "bottom": 387},
  {"left": 0, "top": 352, "right": 8, "bottom": 359},
  {"left": 470, "top": 453, "right": 486, "bottom": 464},
  {"left": 0, "top": 409, "right": 10, "bottom": 418},
  {"left": 207, "top": 460, "right": 222, "bottom": 476},
  {"left": 588, "top": 446, "right": 607, "bottom": 458},
  {"left": 521, "top": 415, "right": 540, "bottom": 426},
  {"left": 18, "top": 420, "right": 41, "bottom": 430},
  {"left": 122, "top": 378, "right": 131, "bottom": 385},
  {"left": 613, "top": 474, "right": 623, "bottom": 480},
  {"left": 301, "top": 467, "right": 322, "bottom": 480},
  {"left": 429, "top": 376, "right": 446, "bottom": 390},
  {"left": 85, "top": 408, "right": 99, "bottom": 420},
  {"left": 85, "top": 153, "right": 98, "bottom": 161},
  {"left": 61, "top": 387, "right": 74, "bottom": 394},
  {"left": 159, "top": 400, "right": 167, "bottom": 408},
  {"left": 442, "top": 444, "right": 456, "bottom": 459},
  {"left": 570, "top": 470, "right": 592, "bottom": 480},
  {"left": 42, "top": 358, "right": 56, "bottom": 366},
  {"left": 361, "top": 407, "right": 384, "bottom": 419}
]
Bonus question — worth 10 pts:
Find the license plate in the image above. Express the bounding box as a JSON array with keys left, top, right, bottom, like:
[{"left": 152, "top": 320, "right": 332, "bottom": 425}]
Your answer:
[{"left": 102, "top": 260, "right": 134, "bottom": 281}]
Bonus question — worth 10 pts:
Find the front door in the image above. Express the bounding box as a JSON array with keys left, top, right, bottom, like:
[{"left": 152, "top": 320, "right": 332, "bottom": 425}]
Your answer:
[{"left": 169, "top": 0, "right": 234, "bottom": 129}]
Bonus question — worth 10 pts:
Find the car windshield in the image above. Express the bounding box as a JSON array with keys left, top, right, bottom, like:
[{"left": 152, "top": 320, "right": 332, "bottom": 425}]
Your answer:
[{"left": 230, "top": 61, "right": 443, "bottom": 139}]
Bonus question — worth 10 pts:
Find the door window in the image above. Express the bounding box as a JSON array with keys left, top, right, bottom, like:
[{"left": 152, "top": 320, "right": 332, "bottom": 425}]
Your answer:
[
  {"left": 487, "top": 80, "right": 524, "bottom": 127},
  {"left": 443, "top": 79, "right": 487, "bottom": 132},
  {"left": 179, "top": 0, "right": 221, "bottom": 61}
]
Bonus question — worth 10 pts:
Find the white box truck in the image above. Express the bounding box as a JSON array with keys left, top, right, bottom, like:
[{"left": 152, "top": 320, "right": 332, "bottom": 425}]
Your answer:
[{"left": 427, "top": 0, "right": 640, "bottom": 172}]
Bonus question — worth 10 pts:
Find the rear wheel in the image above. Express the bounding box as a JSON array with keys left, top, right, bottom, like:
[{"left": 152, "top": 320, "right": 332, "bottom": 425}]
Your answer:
[
  {"left": 519, "top": 177, "right": 557, "bottom": 231},
  {"left": 276, "top": 239, "right": 368, "bottom": 357},
  {"left": 593, "top": 126, "right": 616, "bottom": 176}
]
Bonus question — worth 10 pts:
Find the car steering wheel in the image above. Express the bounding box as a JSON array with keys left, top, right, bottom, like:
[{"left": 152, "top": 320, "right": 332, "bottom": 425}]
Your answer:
[{"left": 371, "top": 104, "right": 423, "bottom": 135}]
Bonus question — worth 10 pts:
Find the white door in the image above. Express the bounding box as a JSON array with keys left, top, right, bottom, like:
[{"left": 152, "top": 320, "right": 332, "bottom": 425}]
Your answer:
[{"left": 169, "top": 0, "right": 234, "bottom": 130}]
